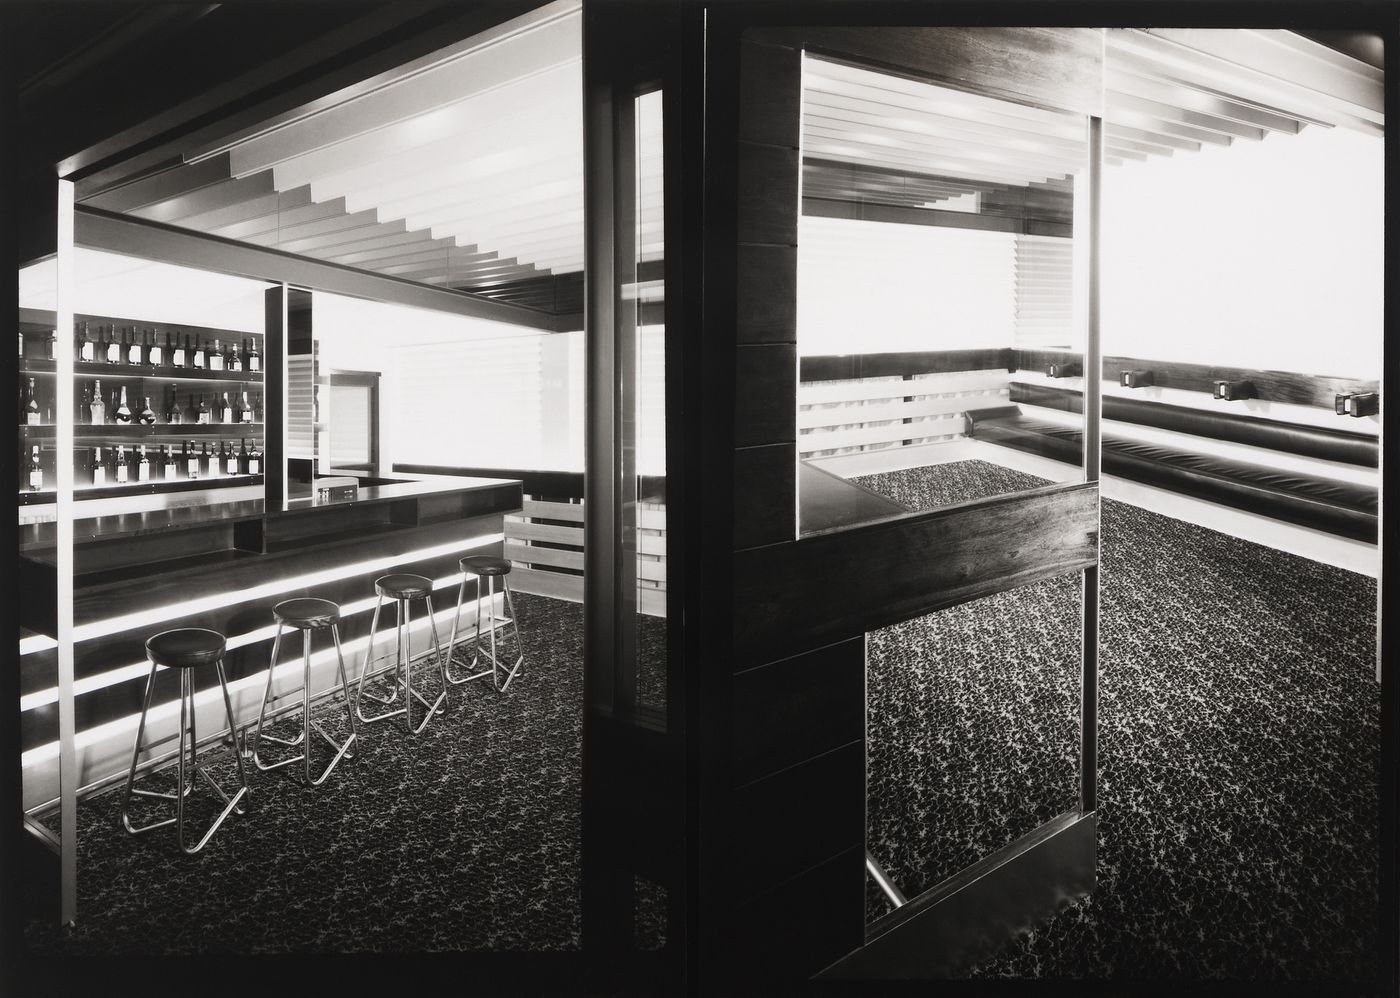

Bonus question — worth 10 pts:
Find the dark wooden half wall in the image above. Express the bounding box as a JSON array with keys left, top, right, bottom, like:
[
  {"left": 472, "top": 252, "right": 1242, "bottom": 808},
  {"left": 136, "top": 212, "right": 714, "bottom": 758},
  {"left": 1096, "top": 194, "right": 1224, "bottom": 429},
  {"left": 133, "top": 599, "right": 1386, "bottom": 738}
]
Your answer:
[{"left": 708, "top": 23, "right": 1103, "bottom": 989}]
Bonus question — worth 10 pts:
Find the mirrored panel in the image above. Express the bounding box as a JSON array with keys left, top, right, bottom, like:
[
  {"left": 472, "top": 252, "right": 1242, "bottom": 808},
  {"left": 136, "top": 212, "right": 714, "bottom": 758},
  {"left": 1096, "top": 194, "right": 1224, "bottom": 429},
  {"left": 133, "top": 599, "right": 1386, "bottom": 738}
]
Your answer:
[
  {"left": 865, "top": 571, "right": 1083, "bottom": 924},
  {"left": 797, "top": 57, "right": 1088, "bottom": 535}
]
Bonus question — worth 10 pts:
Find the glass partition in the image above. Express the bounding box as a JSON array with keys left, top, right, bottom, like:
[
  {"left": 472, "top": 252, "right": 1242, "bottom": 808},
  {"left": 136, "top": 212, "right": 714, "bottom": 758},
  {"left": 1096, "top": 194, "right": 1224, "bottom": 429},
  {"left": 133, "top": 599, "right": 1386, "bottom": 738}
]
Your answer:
[{"left": 797, "top": 56, "right": 1088, "bottom": 535}]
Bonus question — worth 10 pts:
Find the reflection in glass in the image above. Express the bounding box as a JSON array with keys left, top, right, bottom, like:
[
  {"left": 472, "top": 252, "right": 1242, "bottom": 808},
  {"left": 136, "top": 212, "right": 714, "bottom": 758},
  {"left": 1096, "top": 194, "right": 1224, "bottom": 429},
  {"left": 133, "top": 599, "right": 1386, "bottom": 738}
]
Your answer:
[
  {"left": 797, "top": 57, "right": 1088, "bottom": 535},
  {"left": 865, "top": 571, "right": 1082, "bottom": 923},
  {"left": 633, "top": 89, "right": 666, "bottom": 721}
]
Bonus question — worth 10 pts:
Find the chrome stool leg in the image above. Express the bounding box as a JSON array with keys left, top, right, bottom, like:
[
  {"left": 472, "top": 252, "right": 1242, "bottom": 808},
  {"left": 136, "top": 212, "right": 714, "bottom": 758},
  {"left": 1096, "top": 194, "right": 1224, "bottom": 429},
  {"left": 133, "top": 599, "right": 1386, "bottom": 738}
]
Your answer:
[
  {"left": 356, "top": 595, "right": 406, "bottom": 724},
  {"left": 445, "top": 574, "right": 493, "bottom": 686},
  {"left": 330, "top": 624, "right": 360, "bottom": 760},
  {"left": 121, "top": 661, "right": 181, "bottom": 835},
  {"left": 176, "top": 659, "right": 249, "bottom": 855},
  {"left": 254, "top": 624, "right": 308, "bottom": 770},
  {"left": 497, "top": 577, "right": 526, "bottom": 692}
]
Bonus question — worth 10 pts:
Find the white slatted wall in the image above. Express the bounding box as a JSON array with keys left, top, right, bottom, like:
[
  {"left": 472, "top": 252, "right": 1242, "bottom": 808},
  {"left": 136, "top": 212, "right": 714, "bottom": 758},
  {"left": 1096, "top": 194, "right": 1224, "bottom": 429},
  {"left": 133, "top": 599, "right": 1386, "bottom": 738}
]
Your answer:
[
  {"left": 798, "top": 369, "right": 1011, "bottom": 459},
  {"left": 1014, "top": 234, "right": 1074, "bottom": 349}
]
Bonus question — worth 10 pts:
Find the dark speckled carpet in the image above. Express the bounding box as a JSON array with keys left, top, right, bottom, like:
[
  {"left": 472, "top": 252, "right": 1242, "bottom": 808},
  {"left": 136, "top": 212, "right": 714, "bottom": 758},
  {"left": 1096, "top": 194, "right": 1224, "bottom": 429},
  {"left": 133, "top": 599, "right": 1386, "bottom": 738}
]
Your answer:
[{"left": 855, "top": 460, "right": 1380, "bottom": 983}]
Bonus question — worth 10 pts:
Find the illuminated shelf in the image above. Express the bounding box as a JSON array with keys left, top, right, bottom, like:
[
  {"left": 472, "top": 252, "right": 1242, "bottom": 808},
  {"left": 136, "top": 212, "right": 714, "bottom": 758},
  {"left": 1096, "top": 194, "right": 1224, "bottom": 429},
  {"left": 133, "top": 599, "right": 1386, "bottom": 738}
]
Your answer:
[
  {"left": 19, "top": 423, "right": 265, "bottom": 439},
  {"left": 18, "top": 358, "right": 265, "bottom": 383}
]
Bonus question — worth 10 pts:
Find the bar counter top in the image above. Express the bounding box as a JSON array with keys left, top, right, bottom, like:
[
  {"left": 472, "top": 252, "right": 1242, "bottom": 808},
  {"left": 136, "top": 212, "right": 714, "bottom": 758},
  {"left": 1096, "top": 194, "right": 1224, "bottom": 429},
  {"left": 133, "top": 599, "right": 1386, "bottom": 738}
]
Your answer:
[{"left": 18, "top": 474, "right": 519, "bottom": 550}]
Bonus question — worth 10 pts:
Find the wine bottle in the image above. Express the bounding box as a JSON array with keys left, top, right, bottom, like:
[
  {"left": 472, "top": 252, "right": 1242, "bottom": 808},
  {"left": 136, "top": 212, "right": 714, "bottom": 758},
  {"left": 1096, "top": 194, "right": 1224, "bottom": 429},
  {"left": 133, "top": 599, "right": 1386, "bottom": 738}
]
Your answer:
[
  {"left": 192, "top": 334, "right": 206, "bottom": 370},
  {"left": 89, "top": 379, "right": 105, "bottom": 425},
  {"left": 239, "top": 391, "right": 253, "bottom": 423},
  {"left": 114, "top": 445, "right": 129, "bottom": 484},
  {"left": 22, "top": 378, "right": 40, "bottom": 425},
  {"left": 219, "top": 392, "right": 234, "bottom": 424},
  {"left": 28, "top": 445, "right": 42, "bottom": 492},
  {"left": 45, "top": 329, "right": 57, "bottom": 361},
  {"left": 224, "top": 441, "right": 238, "bottom": 476},
  {"left": 247, "top": 337, "right": 261, "bottom": 373},
  {"left": 139, "top": 396, "right": 157, "bottom": 426},
  {"left": 185, "top": 441, "right": 199, "bottom": 479},
  {"left": 137, "top": 445, "right": 151, "bottom": 482},
  {"left": 209, "top": 338, "right": 224, "bottom": 372},
  {"left": 149, "top": 330, "right": 164, "bottom": 367},
  {"left": 173, "top": 333, "right": 187, "bottom": 368},
  {"left": 44, "top": 395, "right": 52, "bottom": 424},
  {"left": 201, "top": 441, "right": 214, "bottom": 478},
  {"left": 162, "top": 445, "right": 177, "bottom": 481},
  {"left": 253, "top": 392, "right": 263, "bottom": 422},
  {"left": 115, "top": 386, "right": 133, "bottom": 424},
  {"left": 127, "top": 327, "right": 143, "bottom": 366},
  {"left": 107, "top": 326, "right": 123, "bottom": 364},
  {"left": 91, "top": 447, "right": 106, "bottom": 487},
  {"left": 228, "top": 342, "right": 242, "bottom": 372},
  {"left": 248, "top": 441, "right": 261, "bottom": 476},
  {"left": 79, "top": 322, "right": 95, "bottom": 363},
  {"left": 238, "top": 438, "right": 250, "bottom": 475},
  {"left": 198, "top": 394, "right": 211, "bottom": 425},
  {"left": 186, "top": 393, "right": 200, "bottom": 424}
]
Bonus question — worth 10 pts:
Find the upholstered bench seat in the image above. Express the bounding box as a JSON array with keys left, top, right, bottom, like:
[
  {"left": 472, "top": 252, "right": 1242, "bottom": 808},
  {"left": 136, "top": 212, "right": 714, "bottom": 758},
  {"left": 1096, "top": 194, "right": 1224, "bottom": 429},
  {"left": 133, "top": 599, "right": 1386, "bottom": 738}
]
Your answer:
[{"left": 965, "top": 406, "right": 1378, "bottom": 542}]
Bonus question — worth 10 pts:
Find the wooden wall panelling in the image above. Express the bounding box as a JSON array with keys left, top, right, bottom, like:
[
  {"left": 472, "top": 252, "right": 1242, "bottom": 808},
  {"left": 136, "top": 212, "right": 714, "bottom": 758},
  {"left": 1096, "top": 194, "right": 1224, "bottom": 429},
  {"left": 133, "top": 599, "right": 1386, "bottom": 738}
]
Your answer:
[
  {"left": 736, "top": 143, "right": 801, "bottom": 247},
  {"left": 735, "top": 344, "right": 796, "bottom": 448},
  {"left": 735, "top": 244, "right": 797, "bottom": 345},
  {"left": 734, "top": 484, "right": 1099, "bottom": 666},
  {"left": 801, "top": 348, "right": 1014, "bottom": 382},
  {"left": 732, "top": 443, "right": 796, "bottom": 550}
]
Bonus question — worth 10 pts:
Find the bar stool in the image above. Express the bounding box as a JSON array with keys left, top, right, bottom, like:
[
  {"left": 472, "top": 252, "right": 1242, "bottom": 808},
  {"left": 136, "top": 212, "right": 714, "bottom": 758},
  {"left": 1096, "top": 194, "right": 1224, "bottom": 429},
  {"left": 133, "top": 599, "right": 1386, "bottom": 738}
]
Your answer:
[
  {"left": 355, "top": 574, "right": 448, "bottom": 734},
  {"left": 120, "top": 628, "right": 248, "bottom": 855},
  {"left": 251, "top": 597, "right": 358, "bottom": 786},
  {"left": 445, "top": 555, "right": 527, "bottom": 692}
]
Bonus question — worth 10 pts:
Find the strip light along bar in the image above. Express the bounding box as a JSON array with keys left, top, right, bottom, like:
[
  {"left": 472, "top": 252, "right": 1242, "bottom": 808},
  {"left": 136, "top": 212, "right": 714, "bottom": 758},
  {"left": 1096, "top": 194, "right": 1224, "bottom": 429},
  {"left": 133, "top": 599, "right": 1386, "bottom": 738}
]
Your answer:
[
  {"left": 60, "top": 532, "right": 502, "bottom": 646},
  {"left": 21, "top": 587, "right": 493, "bottom": 771},
  {"left": 19, "top": 566, "right": 496, "bottom": 711}
]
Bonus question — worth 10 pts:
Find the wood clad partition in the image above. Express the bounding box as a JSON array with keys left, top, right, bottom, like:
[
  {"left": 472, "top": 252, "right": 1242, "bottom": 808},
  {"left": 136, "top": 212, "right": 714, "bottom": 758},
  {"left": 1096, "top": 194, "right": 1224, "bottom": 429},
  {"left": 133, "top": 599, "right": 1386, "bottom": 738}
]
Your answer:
[{"left": 702, "top": 19, "right": 1104, "bottom": 988}]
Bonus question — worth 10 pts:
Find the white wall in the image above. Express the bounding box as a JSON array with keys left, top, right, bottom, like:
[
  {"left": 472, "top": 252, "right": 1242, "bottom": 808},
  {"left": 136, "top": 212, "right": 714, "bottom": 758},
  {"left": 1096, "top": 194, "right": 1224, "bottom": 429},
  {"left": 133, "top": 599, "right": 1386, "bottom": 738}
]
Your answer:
[
  {"left": 1101, "top": 124, "right": 1383, "bottom": 377},
  {"left": 797, "top": 215, "right": 1018, "bottom": 356}
]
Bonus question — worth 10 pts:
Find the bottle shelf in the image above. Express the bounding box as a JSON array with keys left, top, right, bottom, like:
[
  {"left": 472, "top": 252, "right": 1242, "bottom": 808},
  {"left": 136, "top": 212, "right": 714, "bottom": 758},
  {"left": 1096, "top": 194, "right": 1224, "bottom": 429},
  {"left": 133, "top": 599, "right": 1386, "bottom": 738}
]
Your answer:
[
  {"left": 18, "top": 474, "right": 265, "bottom": 506},
  {"left": 19, "top": 423, "right": 265, "bottom": 439},
  {"left": 19, "top": 358, "right": 266, "bottom": 383}
]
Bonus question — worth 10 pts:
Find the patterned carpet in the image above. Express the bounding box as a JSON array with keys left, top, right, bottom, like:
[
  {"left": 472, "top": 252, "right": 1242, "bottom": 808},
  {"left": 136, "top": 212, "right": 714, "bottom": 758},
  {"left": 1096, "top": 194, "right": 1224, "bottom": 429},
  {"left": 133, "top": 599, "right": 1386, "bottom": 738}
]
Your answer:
[
  {"left": 24, "top": 593, "right": 591, "bottom": 956},
  {"left": 856, "top": 460, "right": 1381, "bottom": 982}
]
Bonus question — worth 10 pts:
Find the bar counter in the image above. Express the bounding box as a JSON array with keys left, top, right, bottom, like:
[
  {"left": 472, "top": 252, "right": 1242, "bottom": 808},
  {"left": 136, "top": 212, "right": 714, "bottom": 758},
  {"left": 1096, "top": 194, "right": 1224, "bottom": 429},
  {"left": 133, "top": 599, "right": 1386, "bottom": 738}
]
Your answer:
[{"left": 19, "top": 474, "right": 523, "bottom": 811}]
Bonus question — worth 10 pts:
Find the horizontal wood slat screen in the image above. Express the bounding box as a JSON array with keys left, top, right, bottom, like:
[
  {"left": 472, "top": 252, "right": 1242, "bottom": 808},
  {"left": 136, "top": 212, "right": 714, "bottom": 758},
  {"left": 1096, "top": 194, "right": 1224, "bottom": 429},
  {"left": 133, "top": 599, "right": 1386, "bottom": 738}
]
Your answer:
[
  {"left": 504, "top": 498, "right": 666, "bottom": 615},
  {"left": 799, "top": 369, "right": 1011, "bottom": 458}
]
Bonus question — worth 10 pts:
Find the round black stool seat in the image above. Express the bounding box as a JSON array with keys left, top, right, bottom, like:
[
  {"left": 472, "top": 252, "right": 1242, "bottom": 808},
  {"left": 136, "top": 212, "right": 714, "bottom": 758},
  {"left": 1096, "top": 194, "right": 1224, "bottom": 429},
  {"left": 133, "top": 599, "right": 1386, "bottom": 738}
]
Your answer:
[
  {"left": 461, "top": 555, "right": 511, "bottom": 577},
  {"left": 146, "top": 628, "right": 227, "bottom": 669},
  {"left": 376, "top": 573, "right": 433, "bottom": 600},
  {"left": 274, "top": 597, "right": 341, "bottom": 629}
]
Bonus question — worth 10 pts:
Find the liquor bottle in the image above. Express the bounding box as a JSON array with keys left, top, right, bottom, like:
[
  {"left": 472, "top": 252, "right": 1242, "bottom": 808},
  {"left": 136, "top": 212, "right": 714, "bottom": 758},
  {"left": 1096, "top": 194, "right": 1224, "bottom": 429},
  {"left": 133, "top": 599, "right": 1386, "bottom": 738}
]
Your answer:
[
  {"left": 247, "top": 337, "right": 261, "bottom": 373},
  {"left": 224, "top": 441, "right": 238, "bottom": 476},
  {"left": 17, "top": 331, "right": 23, "bottom": 357},
  {"left": 185, "top": 441, "right": 199, "bottom": 479},
  {"left": 209, "top": 338, "right": 224, "bottom": 372},
  {"left": 27, "top": 445, "right": 42, "bottom": 492},
  {"left": 186, "top": 393, "right": 200, "bottom": 424},
  {"left": 91, "top": 447, "right": 106, "bottom": 487},
  {"left": 248, "top": 441, "right": 261, "bottom": 476},
  {"left": 162, "top": 445, "right": 178, "bottom": 481},
  {"left": 127, "top": 327, "right": 143, "bottom": 366},
  {"left": 114, "top": 386, "right": 133, "bottom": 424},
  {"left": 45, "top": 329, "right": 57, "bottom": 361},
  {"left": 89, "top": 379, "right": 105, "bottom": 424},
  {"left": 201, "top": 441, "right": 214, "bottom": 478},
  {"left": 149, "top": 330, "right": 164, "bottom": 367},
  {"left": 198, "top": 394, "right": 211, "bottom": 424},
  {"left": 219, "top": 392, "right": 234, "bottom": 424},
  {"left": 228, "top": 342, "right": 242, "bottom": 372},
  {"left": 173, "top": 333, "right": 187, "bottom": 368},
  {"left": 114, "top": 445, "right": 129, "bottom": 484},
  {"left": 239, "top": 391, "right": 253, "bottom": 423},
  {"left": 79, "top": 322, "right": 95, "bottom": 363},
  {"left": 192, "top": 334, "right": 206, "bottom": 370},
  {"left": 44, "top": 395, "right": 52, "bottom": 424},
  {"left": 138, "top": 396, "right": 157, "bottom": 426},
  {"left": 237, "top": 438, "right": 250, "bottom": 474},
  {"left": 253, "top": 392, "right": 263, "bottom": 422},
  {"left": 107, "top": 326, "right": 123, "bottom": 364},
  {"left": 137, "top": 445, "right": 151, "bottom": 482},
  {"left": 21, "top": 378, "right": 40, "bottom": 425}
]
